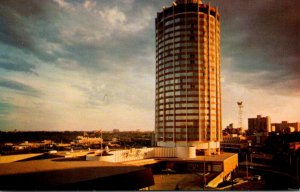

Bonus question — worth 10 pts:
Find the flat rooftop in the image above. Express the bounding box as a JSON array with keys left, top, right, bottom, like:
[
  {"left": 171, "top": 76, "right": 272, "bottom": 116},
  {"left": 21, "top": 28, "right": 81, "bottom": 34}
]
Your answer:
[
  {"left": 0, "top": 157, "right": 154, "bottom": 190},
  {"left": 188, "top": 152, "right": 237, "bottom": 162},
  {"left": 153, "top": 152, "right": 237, "bottom": 163},
  {"left": 123, "top": 153, "right": 237, "bottom": 167}
]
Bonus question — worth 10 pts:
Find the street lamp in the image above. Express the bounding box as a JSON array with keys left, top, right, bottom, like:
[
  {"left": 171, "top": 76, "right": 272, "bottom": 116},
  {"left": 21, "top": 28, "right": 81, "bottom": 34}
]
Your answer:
[
  {"left": 203, "top": 155, "right": 206, "bottom": 189},
  {"left": 246, "top": 152, "right": 248, "bottom": 179},
  {"left": 297, "top": 156, "right": 299, "bottom": 188},
  {"left": 100, "top": 129, "right": 103, "bottom": 158}
]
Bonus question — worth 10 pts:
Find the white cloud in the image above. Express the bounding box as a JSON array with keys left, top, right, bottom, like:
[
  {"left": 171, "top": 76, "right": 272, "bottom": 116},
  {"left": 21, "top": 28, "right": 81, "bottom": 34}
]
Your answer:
[
  {"left": 55, "top": 58, "right": 80, "bottom": 69},
  {"left": 56, "top": 1, "right": 155, "bottom": 46},
  {"left": 38, "top": 39, "right": 68, "bottom": 56},
  {"left": 53, "top": 0, "right": 73, "bottom": 10},
  {"left": 123, "top": 6, "right": 154, "bottom": 32},
  {"left": 83, "top": 0, "right": 97, "bottom": 10},
  {"left": 98, "top": 7, "right": 127, "bottom": 27}
]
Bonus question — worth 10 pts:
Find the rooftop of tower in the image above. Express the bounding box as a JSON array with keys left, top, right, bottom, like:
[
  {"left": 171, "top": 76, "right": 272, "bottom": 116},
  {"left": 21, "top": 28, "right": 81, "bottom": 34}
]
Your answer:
[{"left": 175, "top": 0, "right": 202, "bottom": 4}]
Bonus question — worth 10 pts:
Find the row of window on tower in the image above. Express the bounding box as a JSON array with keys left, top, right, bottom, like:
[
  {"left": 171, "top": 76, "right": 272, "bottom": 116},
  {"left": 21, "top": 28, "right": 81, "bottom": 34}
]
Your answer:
[
  {"left": 159, "top": 115, "right": 217, "bottom": 121},
  {"left": 158, "top": 109, "right": 218, "bottom": 115},
  {"left": 156, "top": 14, "right": 218, "bottom": 32},
  {"left": 163, "top": 15, "right": 209, "bottom": 26},
  {"left": 158, "top": 102, "right": 217, "bottom": 109},
  {"left": 156, "top": 29, "right": 219, "bottom": 41}
]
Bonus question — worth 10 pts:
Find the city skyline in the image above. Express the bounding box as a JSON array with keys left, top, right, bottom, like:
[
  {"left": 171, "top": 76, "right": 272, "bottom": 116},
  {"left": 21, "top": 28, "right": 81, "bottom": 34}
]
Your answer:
[{"left": 0, "top": 0, "right": 299, "bottom": 131}]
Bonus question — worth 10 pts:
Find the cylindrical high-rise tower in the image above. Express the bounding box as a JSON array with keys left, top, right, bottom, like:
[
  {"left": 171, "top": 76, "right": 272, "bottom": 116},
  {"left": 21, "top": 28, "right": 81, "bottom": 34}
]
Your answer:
[{"left": 155, "top": 0, "right": 221, "bottom": 155}]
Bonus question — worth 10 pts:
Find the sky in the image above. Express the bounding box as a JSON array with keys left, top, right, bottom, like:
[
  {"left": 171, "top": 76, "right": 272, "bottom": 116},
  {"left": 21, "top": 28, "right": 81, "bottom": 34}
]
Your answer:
[{"left": 0, "top": 0, "right": 299, "bottom": 132}]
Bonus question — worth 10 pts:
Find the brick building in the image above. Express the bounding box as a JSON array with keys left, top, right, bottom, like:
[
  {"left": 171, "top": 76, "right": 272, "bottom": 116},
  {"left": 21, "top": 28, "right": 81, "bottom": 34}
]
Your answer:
[{"left": 248, "top": 115, "right": 271, "bottom": 133}]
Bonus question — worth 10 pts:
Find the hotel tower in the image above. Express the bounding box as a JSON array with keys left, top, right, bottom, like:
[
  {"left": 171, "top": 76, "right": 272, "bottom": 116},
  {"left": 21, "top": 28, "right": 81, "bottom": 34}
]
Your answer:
[{"left": 155, "top": 0, "right": 221, "bottom": 155}]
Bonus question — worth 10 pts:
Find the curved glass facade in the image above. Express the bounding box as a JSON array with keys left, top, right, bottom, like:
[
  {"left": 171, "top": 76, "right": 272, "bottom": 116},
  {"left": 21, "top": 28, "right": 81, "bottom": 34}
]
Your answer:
[{"left": 155, "top": 1, "right": 221, "bottom": 151}]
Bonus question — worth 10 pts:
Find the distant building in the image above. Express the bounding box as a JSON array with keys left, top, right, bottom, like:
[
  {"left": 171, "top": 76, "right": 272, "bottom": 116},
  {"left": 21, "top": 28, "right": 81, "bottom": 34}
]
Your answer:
[
  {"left": 42, "top": 140, "right": 53, "bottom": 145},
  {"left": 248, "top": 132, "right": 269, "bottom": 146},
  {"left": 271, "top": 121, "right": 300, "bottom": 133},
  {"left": 76, "top": 136, "right": 103, "bottom": 144},
  {"left": 113, "top": 129, "right": 120, "bottom": 133},
  {"left": 248, "top": 115, "right": 271, "bottom": 133},
  {"left": 223, "top": 123, "right": 242, "bottom": 135},
  {"left": 221, "top": 134, "right": 248, "bottom": 152},
  {"left": 111, "top": 137, "right": 118, "bottom": 142},
  {"left": 225, "top": 123, "right": 234, "bottom": 129}
]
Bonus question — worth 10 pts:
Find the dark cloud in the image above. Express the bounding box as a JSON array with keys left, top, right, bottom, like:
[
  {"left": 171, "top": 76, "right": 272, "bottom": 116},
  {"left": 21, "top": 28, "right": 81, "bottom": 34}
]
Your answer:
[
  {"left": 0, "top": 0, "right": 172, "bottom": 74},
  {"left": 207, "top": 0, "right": 300, "bottom": 93},
  {"left": 0, "top": 0, "right": 50, "bottom": 48},
  {"left": 0, "top": 78, "right": 41, "bottom": 97},
  {"left": 0, "top": 61, "right": 35, "bottom": 74},
  {"left": 63, "top": 31, "right": 155, "bottom": 75},
  {"left": 0, "top": 55, "right": 36, "bottom": 74},
  {"left": 1, "top": 0, "right": 299, "bottom": 96},
  {"left": 0, "top": 0, "right": 63, "bottom": 62},
  {"left": 53, "top": 1, "right": 163, "bottom": 74},
  {"left": 0, "top": 102, "right": 15, "bottom": 115}
]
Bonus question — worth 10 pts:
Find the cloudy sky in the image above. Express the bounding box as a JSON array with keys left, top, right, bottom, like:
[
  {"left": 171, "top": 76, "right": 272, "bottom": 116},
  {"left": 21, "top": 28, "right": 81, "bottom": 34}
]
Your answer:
[{"left": 0, "top": 0, "right": 299, "bottom": 131}]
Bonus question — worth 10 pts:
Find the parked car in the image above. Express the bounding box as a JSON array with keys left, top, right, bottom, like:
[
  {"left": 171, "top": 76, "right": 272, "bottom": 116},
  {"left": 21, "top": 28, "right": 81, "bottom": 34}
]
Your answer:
[
  {"left": 253, "top": 175, "right": 261, "bottom": 181},
  {"left": 233, "top": 178, "right": 244, "bottom": 183}
]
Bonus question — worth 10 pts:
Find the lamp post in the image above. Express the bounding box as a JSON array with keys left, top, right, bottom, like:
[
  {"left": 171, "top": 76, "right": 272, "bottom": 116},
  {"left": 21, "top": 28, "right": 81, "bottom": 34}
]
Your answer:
[
  {"left": 297, "top": 156, "right": 299, "bottom": 188},
  {"left": 246, "top": 153, "right": 248, "bottom": 179},
  {"left": 203, "top": 155, "right": 206, "bottom": 189},
  {"left": 246, "top": 141, "right": 251, "bottom": 179},
  {"left": 100, "top": 129, "right": 103, "bottom": 157}
]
